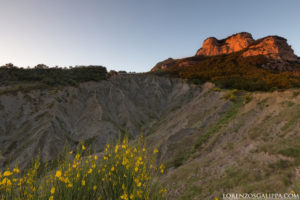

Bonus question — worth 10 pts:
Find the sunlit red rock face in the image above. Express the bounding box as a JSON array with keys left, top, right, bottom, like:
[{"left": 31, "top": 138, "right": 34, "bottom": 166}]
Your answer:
[
  {"left": 196, "top": 32, "right": 254, "bottom": 56},
  {"left": 196, "top": 32, "right": 298, "bottom": 62},
  {"left": 242, "top": 36, "right": 298, "bottom": 61}
]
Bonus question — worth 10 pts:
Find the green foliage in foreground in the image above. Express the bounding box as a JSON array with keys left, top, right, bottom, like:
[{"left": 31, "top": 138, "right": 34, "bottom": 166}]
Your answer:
[{"left": 0, "top": 136, "right": 166, "bottom": 200}]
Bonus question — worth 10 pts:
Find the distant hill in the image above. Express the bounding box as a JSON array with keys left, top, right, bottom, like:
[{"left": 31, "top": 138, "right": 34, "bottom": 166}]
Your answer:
[{"left": 0, "top": 65, "right": 107, "bottom": 94}]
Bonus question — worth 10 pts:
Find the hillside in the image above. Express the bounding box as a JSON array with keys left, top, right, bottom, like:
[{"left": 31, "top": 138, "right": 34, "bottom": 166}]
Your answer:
[
  {"left": 0, "top": 74, "right": 198, "bottom": 169},
  {"left": 1, "top": 74, "right": 300, "bottom": 198},
  {"left": 147, "top": 83, "right": 300, "bottom": 199}
]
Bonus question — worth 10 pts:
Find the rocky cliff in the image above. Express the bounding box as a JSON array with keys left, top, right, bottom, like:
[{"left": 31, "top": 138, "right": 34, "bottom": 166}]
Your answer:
[
  {"left": 196, "top": 32, "right": 298, "bottom": 62},
  {"left": 196, "top": 32, "right": 297, "bottom": 61},
  {"left": 242, "top": 36, "right": 298, "bottom": 61},
  {"left": 196, "top": 32, "right": 254, "bottom": 56},
  {"left": 152, "top": 32, "right": 300, "bottom": 72}
]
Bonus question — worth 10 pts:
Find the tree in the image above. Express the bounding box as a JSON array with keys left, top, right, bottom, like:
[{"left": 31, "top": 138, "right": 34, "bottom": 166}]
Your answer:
[{"left": 35, "top": 64, "right": 49, "bottom": 69}]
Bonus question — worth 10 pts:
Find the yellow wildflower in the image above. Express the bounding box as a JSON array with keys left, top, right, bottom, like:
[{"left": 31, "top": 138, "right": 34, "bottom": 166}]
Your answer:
[
  {"left": 120, "top": 193, "right": 128, "bottom": 200},
  {"left": 137, "top": 190, "right": 142, "bottom": 198},
  {"left": 81, "top": 180, "right": 86, "bottom": 186},
  {"left": 75, "top": 154, "right": 80, "bottom": 160},
  {"left": 93, "top": 185, "right": 97, "bottom": 191},
  {"left": 160, "top": 164, "right": 165, "bottom": 174},
  {"left": 13, "top": 167, "right": 20, "bottom": 173},
  {"left": 67, "top": 183, "right": 73, "bottom": 188},
  {"left": 3, "top": 170, "right": 13, "bottom": 177},
  {"left": 115, "top": 145, "right": 119, "bottom": 153},
  {"left": 2, "top": 178, "right": 12, "bottom": 186},
  {"left": 51, "top": 187, "right": 55, "bottom": 194},
  {"left": 55, "top": 170, "right": 62, "bottom": 178}
]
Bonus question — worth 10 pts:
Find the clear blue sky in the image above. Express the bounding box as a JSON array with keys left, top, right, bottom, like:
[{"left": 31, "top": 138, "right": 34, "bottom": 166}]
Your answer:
[{"left": 0, "top": 0, "right": 299, "bottom": 72}]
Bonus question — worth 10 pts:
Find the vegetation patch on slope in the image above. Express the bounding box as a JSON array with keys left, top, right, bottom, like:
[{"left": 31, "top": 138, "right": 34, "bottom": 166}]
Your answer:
[
  {"left": 194, "top": 96, "right": 243, "bottom": 150},
  {"left": 152, "top": 52, "right": 300, "bottom": 91}
]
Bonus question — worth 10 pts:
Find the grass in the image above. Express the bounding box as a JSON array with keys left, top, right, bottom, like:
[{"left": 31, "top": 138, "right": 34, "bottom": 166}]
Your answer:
[
  {"left": 281, "top": 116, "right": 300, "bottom": 132},
  {"left": 249, "top": 104, "right": 300, "bottom": 139},
  {"left": 259, "top": 138, "right": 300, "bottom": 172},
  {"left": 0, "top": 135, "right": 166, "bottom": 200},
  {"left": 165, "top": 150, "right": 193, "bottom": 169},
  {"left": 278, "top": 146, "right": 300, "bottom": 158},
  {"left": 267, "top": 159, "right": 293, "bottom": 172},
  {"left": 179, "top": 185, "right": 201, "bottom": 200},
  {"left": 194, "top": 98, "right": 243, "bottom": 150}
]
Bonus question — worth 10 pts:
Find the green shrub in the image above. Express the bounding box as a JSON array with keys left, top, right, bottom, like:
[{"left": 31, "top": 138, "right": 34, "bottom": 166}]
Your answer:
[
  {"left": 223, "top": 90, "right": 238, "bottom": 101},
  {"left": 212, "top": 87, "right": 221, "bottom": 92},
  {"left": 244, "top": 95, "right": 252, "bottom": 103}
]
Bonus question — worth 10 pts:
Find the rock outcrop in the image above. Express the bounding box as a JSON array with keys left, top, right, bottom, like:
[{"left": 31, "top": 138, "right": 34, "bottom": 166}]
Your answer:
[
  {"left": 196, "top": 32, "right": 254, "bottom": 56},
  {"left": 196, "top": 32, "right": 298, "bottom": 62},
  {"left": 152, "top": 32, "right": 299, "bottom": 72},
  {"left": 242, "top": 36, "right": 298, "bottom": 61},
  {"left": 151, "top": 58, "right": 176, "bottom": 72}
]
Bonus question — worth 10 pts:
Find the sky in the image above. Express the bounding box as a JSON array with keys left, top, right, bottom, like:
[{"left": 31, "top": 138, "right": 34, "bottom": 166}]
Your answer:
[{"left": 0, "top": 0, "right": 299, "bottom": 72}]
